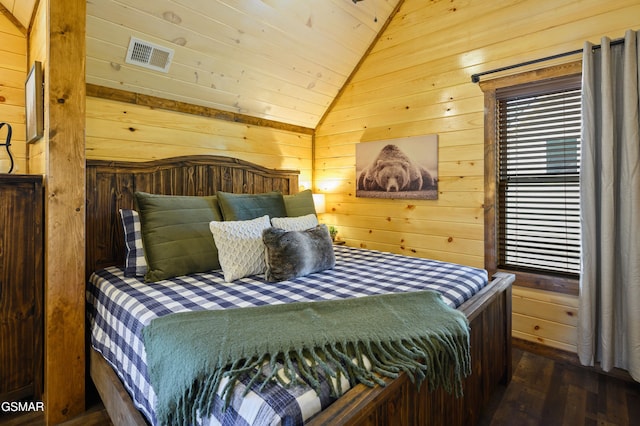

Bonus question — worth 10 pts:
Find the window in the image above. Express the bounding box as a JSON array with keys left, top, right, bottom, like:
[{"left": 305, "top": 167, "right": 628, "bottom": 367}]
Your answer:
[
  {"left": 481, "top": 65, "right": 582, "bottom": 294},
  {"left": 497, "top": 79, "right": 581, "bottom": 276}
]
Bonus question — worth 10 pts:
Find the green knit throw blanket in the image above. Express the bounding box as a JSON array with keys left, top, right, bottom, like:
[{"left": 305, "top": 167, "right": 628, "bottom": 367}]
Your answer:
[{"left": 142, "top": 290, "right": 471, "bottom": 426}]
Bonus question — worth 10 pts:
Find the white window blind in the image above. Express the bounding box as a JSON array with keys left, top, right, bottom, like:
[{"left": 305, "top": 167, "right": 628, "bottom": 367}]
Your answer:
[{"left": 496, "top": 76, "right": 581, "bottom": 276}]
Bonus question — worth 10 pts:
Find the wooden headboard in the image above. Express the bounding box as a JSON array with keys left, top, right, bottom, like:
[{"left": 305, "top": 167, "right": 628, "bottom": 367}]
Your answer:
[{"left": 85, "top": 155, "right": 300, "bottom": 279}]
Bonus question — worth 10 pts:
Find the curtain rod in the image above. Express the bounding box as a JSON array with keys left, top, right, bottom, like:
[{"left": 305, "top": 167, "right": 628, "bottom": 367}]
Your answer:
[{"left": 471, "top": 38, "right": 625, "bottom": 83}]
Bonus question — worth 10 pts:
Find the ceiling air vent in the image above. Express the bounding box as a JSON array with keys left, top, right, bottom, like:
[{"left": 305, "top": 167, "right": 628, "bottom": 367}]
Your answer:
[{"left": 125, "top": 37, "right": 174, "bottom": 73}]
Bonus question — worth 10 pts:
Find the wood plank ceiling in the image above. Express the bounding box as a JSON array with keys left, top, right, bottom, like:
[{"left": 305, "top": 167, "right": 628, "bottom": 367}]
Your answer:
[
  {"left": 0, "top": 0, "right": 36, "bottom": 29},
  {"left": 1, "top": 0, "right": 401, "bottom": 129}
]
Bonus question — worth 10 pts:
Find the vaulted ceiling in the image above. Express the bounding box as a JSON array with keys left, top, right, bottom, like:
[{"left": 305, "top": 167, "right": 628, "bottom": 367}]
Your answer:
[
  {"left": 0, "top": 0, "right": 36, "bottom": 28},
  {"left": 1, "top": 0, "right": 402, "bottom": 129}
]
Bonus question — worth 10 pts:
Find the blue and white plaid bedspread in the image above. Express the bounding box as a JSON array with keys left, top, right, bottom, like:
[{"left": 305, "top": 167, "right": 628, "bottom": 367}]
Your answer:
[{"left": 87, "top": 245, "right": 488, "bottom": 425}]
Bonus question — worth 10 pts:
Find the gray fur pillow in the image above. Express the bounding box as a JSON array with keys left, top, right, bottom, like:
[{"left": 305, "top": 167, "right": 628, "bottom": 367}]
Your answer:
[{"left": 263, "top": 224, "right": 335, "bottom": 282}]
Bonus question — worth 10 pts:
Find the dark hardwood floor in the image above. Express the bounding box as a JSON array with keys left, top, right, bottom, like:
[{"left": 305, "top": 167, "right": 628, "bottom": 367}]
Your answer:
[
  {"left": 479, "top": 346, "right": 640, "bottom": 426},
  {"left": 0, "top": 403, "right": 111, "bottom": 426},
  {"left": 2, "top": 346, "right": 638, "bottom": 425}
]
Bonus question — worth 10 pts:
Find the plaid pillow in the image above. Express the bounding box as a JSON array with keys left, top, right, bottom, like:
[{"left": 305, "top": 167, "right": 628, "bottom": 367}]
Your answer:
[{"left": 119, "top": 209, "right": 147, "bottom": 277}]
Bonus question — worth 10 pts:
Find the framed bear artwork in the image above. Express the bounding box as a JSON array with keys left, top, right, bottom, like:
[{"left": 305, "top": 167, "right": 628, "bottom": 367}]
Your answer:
[{"left": 356, "top": 134, "right": 438, "bottom": 199}]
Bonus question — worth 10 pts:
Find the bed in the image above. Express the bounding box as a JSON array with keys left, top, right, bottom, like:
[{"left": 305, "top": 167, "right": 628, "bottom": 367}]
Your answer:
[{"left": 85, "top": 155, "right": 514, "bottom": 426}]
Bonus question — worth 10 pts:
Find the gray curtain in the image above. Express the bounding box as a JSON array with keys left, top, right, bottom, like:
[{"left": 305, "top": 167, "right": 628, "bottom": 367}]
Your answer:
[{"left": 578, "top": 29, "right": 640, "bottom": 381}]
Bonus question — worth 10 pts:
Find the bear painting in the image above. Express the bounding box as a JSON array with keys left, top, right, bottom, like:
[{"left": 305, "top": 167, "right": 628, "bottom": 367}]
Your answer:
[{"left": 356, "top": 137, "right": 438, "bottom": 200}]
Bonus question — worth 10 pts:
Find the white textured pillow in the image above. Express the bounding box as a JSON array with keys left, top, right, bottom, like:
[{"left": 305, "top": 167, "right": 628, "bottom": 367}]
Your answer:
[
  {"left": 209, "top": 215, "right": 271, "bottom": 282},
  {"left": 270, "top": 213, "right": 318, "bottom": 232}
]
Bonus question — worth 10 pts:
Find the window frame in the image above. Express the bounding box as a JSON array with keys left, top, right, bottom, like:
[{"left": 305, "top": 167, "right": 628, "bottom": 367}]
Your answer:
[{"left": 480, "top": 62, "right": 582, "bottom": 296}]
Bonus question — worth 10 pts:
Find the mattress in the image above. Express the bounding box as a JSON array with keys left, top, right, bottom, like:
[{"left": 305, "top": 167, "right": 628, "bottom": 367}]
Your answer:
[{"left": 87, "top": 245, "right": 488, "bottom": 425}]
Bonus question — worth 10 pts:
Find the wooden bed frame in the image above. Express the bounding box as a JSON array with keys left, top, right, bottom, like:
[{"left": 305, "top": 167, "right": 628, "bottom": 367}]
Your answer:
[{"left": 85, "top": 155, "right": 514, "bottom": 426}]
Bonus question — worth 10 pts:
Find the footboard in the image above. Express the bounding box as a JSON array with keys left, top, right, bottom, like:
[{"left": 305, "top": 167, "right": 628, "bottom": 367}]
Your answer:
[{"left": 307, "top": 272, "right": 514, "bottom": 426}]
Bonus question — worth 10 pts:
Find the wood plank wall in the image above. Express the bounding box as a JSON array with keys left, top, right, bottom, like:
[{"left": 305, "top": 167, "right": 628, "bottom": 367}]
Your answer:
[
  {"left": 0, "top": 11, "right": 26, "bottom": 173},
  {"left": 85, "top": 95, "right": 314, "bottom": 189},
  {"left": 315, "top": 0, "right": 640, "bottom": 353},
  {"left": 26, "top": 0, "right": 46, "bottom": 175}
]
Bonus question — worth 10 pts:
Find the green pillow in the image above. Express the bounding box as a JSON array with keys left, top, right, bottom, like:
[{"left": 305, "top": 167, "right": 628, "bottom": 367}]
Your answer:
[
  {"left": 283, "top": 189, "right": 317, "bottom": 217},
  {"left": 216, "top": 191, "right": 286, "bottom": 221},
  {"left": 134, "top": 192, "right": 223, "bottom": 282}
]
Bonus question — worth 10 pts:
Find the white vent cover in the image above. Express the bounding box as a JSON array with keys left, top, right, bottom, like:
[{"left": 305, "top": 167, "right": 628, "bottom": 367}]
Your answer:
[{"left": 125, "top": 37, "right": 174, "bottom": 73}]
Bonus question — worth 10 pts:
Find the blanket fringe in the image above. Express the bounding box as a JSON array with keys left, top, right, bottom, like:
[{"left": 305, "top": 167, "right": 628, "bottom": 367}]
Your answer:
[
  {"left": 167, "top": 331, "right": 471, "bottom": 425},
  {"left": 146, "top": 291, "right": 475, "bottom": 426}
]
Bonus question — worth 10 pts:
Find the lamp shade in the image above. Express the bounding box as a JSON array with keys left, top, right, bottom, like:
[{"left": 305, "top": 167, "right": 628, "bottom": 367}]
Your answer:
[{"left": 312, "top": 193, "right": 326, "bottom": 214}]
